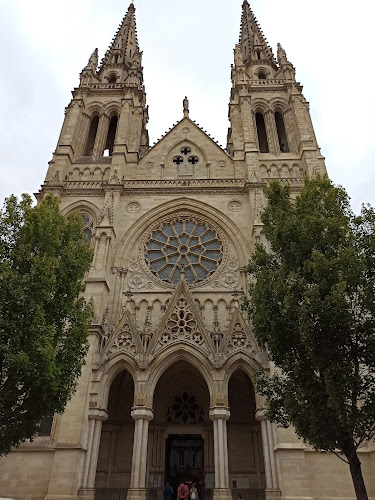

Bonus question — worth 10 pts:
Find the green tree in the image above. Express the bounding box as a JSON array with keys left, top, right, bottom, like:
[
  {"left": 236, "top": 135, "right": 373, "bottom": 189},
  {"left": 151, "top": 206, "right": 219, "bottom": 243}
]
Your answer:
[
  {"left": 0, "top": 194, "right": 93, "bottom": 455},
  {"left": 245, "top": 175, "right": 375, "bottom": 500}
]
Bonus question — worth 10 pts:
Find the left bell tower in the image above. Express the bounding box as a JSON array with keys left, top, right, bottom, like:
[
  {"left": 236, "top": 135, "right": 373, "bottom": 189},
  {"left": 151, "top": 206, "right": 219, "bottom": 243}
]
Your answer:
[{"left": 43, "top": 2, "right": 149, "bottom": 188}]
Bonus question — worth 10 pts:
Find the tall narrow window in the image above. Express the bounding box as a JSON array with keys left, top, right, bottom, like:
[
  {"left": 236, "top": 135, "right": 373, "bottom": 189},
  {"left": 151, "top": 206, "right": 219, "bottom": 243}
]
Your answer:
[
  {"left": 105, "top": 116, "right": 118, "bottom": 156},
  {"left": 256, "top": 113, "right": 269, "bottom": 153},
  {"left": 275, "top": 112, "right": 289, "bottom": 153},
  {"left": 84, "top": 115, "right": 99, "bottom": 156}
]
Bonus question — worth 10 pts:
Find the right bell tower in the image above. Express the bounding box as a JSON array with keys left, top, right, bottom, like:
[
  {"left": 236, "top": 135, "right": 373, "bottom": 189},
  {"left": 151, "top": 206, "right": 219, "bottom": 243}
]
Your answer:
[{"left": 227, "top": 0, "right": 327, "bottom": 182}]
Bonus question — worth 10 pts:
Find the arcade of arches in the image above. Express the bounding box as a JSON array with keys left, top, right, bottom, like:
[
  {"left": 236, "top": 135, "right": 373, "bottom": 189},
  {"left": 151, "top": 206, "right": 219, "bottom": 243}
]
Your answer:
[{"left": 94, "top": 363, "right": 265, "bottom": 496}]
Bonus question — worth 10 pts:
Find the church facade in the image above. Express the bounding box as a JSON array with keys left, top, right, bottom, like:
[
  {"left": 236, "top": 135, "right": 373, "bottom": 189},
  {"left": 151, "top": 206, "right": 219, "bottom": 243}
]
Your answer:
[{"left": 0, "top": 2, "right": 374, "bottom": 500}]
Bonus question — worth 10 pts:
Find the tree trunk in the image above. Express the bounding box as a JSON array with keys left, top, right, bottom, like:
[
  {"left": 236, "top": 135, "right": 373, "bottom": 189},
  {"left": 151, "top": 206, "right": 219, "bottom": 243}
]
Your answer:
[{"left": 345, "top": 446, "right": 368, "bottom": 500}]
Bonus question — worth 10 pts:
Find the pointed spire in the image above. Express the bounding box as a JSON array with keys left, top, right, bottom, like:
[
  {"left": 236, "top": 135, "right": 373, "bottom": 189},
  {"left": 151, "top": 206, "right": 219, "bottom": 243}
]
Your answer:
[
  {"left": 239, "top": 1, "right": 276, "bottom": 66},
  {"left": 98, "top": 2, "right": 142, "bottom": 73}
]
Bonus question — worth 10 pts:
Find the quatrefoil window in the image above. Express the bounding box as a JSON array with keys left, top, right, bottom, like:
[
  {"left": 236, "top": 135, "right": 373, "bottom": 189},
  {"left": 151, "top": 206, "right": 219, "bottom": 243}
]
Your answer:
[
  {"left": 181, "top": 147, "right": 191, "bottom": 155},
  {"left": 188, "top": 156, "right": 199, "bottom": 165},
  {"left": 144, "top": 218, "right": 223, "bottom": 285},
  {"left": 166, "top": 391, "right": 204, "bottom": 424},
  {"left": 173, "top": 156, "right": 184, "bottom": 165}
]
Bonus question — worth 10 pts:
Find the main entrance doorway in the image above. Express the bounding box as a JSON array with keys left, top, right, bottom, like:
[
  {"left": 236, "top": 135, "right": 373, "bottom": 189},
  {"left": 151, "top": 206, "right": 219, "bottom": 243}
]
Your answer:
[{"left": 165, "top": 434, "right": 204, "bottom": 494}]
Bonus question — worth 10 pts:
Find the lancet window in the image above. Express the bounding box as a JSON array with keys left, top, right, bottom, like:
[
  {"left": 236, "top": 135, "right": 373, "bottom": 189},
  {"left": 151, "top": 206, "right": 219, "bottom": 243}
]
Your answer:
[
  {"left": 84, "top": 115, "right": 99, "bottom": 156},
  {"left": 275, "top": 112, "right": 289, "bottom": 153},
  {"left": 255, "top": 112, "right": 269, "bottom": 153},
  {"left": 104, "top": 115, "right": 118, "bottom": 156}
]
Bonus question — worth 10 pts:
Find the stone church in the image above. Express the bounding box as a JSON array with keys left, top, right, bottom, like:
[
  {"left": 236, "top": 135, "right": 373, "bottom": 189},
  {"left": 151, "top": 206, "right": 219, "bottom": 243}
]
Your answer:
[{"left": 0, "top": 2, "right": 374, "bottom": 500}]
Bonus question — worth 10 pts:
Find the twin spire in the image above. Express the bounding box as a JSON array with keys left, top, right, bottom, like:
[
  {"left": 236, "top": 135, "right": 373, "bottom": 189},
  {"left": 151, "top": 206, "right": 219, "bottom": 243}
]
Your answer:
[{"left": 81, "top": 1, "right": 293, "bottom": 88}]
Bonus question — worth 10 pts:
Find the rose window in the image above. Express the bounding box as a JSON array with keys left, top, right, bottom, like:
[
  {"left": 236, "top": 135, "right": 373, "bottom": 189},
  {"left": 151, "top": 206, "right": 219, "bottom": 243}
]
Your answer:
[
  {"left": 144, "top": 218, "right": 223, "bottom": 285},
  {"left": 166, "top": 391, "right": 204, "bottom": 424}
]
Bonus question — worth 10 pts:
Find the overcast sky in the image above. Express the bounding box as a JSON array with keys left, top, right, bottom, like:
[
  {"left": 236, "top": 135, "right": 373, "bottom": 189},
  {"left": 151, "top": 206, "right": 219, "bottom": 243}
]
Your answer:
[{"left": 0, "top": 0, "right": 373, "bottom": 213}]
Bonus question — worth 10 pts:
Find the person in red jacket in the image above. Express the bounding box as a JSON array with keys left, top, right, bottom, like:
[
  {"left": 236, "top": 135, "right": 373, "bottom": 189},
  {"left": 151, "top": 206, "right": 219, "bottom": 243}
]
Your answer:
[{"left": 177, "top": 481, "right": 188, "bottom": 500}]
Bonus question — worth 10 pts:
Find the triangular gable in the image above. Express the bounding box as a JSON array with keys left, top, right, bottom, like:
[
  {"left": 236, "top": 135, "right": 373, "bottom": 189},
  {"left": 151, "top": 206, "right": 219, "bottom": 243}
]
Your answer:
[
  {"left": 138, "top": 117, "right": 232, "bottom": 166},
  {"left": 221, "top": 308, "right": 256, "bottom": 355},
  {"left": 149, "top": 279, "right": 214, "bottom": 356},
  {"left": 104, "top": 309, "right": 142, "bottom": 357}
]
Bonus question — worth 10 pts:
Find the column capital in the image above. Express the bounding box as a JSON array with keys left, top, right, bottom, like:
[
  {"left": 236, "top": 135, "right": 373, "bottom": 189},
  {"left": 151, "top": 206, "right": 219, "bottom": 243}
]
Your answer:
[
  {"left": 255, "top": 408, "right": 268, "bottom": 421},
  {"left": 209, "top": 406, "right": 230, "bottom": 421},
  {"left": 131, "top": 406, "right": 154, "bottom": 421},
  {"left": 88, "top": 408, "right": 108, "bottom": 421}
]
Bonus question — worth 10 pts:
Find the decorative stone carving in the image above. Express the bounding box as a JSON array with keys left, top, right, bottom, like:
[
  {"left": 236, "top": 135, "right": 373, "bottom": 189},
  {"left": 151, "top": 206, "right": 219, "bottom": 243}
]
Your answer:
[
  {"left": 146, "top": 162, "right": 154, "bottom": 169},
  {"left": 129, "top": 254, "right": 140, "bottom": 272},
  {"left": 159, "top": 298, "right": 204, "bottom": 346},
  {"left": 254, "top": 188, "right": 264, "bottom": 223},
  {"left": 218, "top": 160, "right": 227, "bottom": 168},
  {"left": 166, "top": 391, "right": 203, "bottom": 424},
  {"left": 109, "top": 320, "right": 137, "bottom": 355},
  {"left": 99, "top": 192, "right": 114, "bottom": 225},
  {"left": 182, "top": 127, "right": 190, "bottom": 134},
  {"left": 228, "top": 200, "right": 243, "bottom": 212},
  {"left": 220, "top": 271, "right": 240, "bottom": 288},
  {"left": 227, "top": 321, "right": 254, "bottom": 353},
  {"left": 128, "top": 272, "right": 146, "bottom": 289},
  {"left": 126, "top": 201, "right": 141, "bottom": 214}
]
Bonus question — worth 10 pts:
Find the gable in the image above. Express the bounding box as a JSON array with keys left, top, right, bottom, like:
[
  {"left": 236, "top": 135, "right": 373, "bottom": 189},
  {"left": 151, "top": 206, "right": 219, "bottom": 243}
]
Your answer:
[
  {"left": 148, "top": 278, "right": 214, "bottom": 356},
  {"left": 137, "top": 118, "right": 234, "bottom": 180},
  {"left": 104, "top": 308, "right": 142, "bottom": 357},
  {"left": 221, "top": 307, "right": 256, "bottom": 355}
]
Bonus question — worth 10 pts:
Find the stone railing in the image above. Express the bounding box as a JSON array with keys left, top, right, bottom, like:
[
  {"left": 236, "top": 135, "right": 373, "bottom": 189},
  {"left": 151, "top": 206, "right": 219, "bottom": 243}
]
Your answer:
[{"left": 122, "top": 178, "right": 246, "bottom": 189}]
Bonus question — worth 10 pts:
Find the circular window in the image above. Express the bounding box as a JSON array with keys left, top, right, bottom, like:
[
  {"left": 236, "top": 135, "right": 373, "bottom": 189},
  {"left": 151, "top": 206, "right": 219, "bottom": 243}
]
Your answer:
[
  {"left": 166, "top": 391, "right": 203, "bottom": 424},
  {"left": 144, "top": 218, "right": 223, "bottom": 285}
]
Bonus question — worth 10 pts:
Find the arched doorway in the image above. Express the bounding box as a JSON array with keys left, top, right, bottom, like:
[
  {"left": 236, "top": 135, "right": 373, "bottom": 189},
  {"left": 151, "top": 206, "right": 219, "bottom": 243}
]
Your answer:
[
  {"left": 227, "top": 370, "right": 265, "bottom": 492},
  {"left": 150, "top": 361, "right": 212, "bottom": 496},
  {"left": 95, "top": 370, "right": 135, "bottom": 488}
]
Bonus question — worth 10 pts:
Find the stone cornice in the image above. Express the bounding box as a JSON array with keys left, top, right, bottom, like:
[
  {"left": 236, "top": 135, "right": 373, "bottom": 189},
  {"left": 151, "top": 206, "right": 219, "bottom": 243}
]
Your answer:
[{"left": 39, "top": 177, "right": 305, "bottom": 197}]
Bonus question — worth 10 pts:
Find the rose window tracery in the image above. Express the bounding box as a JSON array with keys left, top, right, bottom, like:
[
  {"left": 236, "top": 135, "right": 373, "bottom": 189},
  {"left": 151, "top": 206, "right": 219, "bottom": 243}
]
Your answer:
[
  {"left": 144, "top": 218, "right": 223, "bottom": 285},
  {"left": 166, "top": 392, "right": 204, "bottom": 424}
]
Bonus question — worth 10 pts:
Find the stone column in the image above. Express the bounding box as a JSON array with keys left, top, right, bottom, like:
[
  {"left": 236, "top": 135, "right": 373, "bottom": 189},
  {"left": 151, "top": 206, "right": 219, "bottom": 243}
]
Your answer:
[
  {"left": 92, "top": 114, "right": 110, "bottom": 159},
  {"left": 127, "top": 406, "right": 154, "bottom": 500},
  {"left": 264, "top": 110, "right": 278, "bottom": 156},
  {"left": 255, "top": 410, "right": 281, "bottom": 499},
  {"left": 79, "top": 408, "right": 108, "bottom": 498},
  {"left": 209, "top": 407, "right": 232, "bottom": 500}
]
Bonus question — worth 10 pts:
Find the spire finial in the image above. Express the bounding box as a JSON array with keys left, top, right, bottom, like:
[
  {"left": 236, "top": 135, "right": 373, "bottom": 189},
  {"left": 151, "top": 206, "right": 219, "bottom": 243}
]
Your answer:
[{"left": 183, "top": 96, "right": 189, "bottom": 118}]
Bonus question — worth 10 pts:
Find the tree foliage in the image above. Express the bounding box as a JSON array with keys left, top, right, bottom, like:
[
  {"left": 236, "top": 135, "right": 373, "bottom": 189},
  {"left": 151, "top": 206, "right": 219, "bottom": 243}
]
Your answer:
[
  {"left": 245, "top": 175, "right": 375, "bottom": 499},
  {"left": 0, "top": 194, "right": 93, "bottom": 455}
]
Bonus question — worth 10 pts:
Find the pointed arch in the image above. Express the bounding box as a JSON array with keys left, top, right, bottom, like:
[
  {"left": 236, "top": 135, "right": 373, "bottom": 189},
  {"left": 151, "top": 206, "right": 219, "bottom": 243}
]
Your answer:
[
  {"left": 145, "top": 346, "right": 214, "bottom": 405},
  {"left": 113, "top": 197, "right": 251, "bottom": 269},
  {"left": 96, "top": 355, "right": 138, "bottom": 411}
]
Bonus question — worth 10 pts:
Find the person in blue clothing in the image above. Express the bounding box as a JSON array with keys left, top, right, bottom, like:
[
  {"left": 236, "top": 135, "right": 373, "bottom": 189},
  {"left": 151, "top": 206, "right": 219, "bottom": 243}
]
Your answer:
[{"left": 163, "top": 481, "right": 174, "bottom": 500}]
